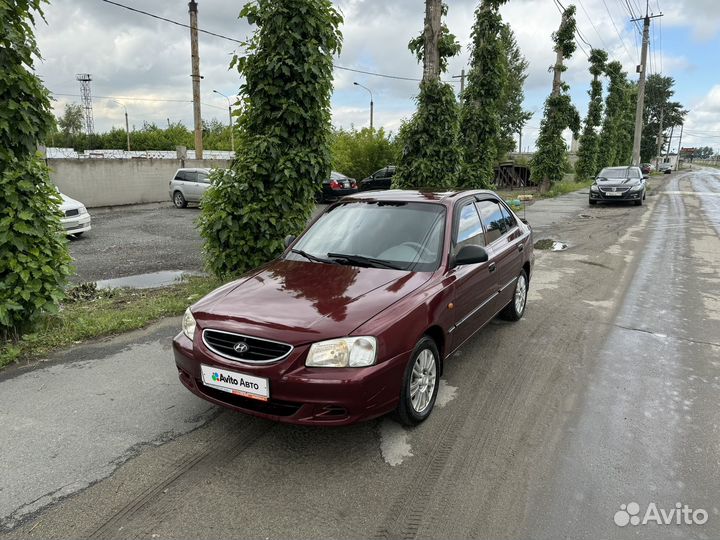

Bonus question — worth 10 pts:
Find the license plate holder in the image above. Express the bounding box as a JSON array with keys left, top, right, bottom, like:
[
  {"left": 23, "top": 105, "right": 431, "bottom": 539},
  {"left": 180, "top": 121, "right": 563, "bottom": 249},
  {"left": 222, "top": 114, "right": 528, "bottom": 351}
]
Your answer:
[{"left": 200, "top": 364, "right": 269, "bottom": 401}]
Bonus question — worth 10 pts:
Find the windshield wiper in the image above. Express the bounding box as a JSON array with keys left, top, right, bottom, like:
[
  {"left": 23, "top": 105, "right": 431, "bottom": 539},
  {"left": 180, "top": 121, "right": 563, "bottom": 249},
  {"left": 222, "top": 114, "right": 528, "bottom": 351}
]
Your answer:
[
  {"left": 291, "top": 249, "right": 337, "bottom": 265},
  {"left": 327, "top": 252, "right": 404, "bottom": 270}
]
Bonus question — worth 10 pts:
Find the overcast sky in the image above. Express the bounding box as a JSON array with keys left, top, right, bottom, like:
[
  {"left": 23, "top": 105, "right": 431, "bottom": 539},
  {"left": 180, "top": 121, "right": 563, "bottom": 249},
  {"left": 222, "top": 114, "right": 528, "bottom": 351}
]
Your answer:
[{"left": 33, "top": 0, "right": 720, "bottom": 153}]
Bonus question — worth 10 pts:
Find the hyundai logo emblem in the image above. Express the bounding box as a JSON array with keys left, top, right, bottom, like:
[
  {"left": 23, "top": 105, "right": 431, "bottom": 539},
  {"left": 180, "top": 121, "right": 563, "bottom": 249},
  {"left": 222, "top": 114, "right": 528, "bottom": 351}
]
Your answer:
[{"left": 233, "top": 341, "right": 249, "bottom": 354}]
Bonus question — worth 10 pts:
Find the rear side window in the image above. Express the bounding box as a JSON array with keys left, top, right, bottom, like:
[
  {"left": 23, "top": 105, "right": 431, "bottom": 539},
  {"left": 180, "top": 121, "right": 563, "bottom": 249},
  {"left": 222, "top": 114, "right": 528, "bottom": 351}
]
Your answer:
[
  {"left": 197, "top": 171, "right": 210, "bottom": 183},
  {"left": 476, "top": 200, "right": 508, "bottom": 244},
  {"left": 174, "top": 170, "right": 196, "bottom": 182},
  {"left": 456, "top": 202, "right": 485, "bottom": 249}
]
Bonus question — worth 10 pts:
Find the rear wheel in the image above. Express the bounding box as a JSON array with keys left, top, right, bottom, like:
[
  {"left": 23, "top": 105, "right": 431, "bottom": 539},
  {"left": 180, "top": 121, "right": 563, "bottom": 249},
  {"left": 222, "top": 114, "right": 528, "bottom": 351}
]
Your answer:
[
  {"left": 499, "top": 269, "right": 528, "bottom": 321},
  {"left": 396, "top": 337, "right": 440, "bottom": 426},
  {"left": 173, "top": 191, "right": 187, "bottom": 208}
]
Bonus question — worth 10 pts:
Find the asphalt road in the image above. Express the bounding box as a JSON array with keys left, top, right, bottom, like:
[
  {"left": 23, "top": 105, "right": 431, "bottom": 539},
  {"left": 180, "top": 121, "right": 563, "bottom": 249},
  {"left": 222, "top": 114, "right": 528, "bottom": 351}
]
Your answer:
[{"left": 2, "top": 169, "right": 718, "bottom": 539}]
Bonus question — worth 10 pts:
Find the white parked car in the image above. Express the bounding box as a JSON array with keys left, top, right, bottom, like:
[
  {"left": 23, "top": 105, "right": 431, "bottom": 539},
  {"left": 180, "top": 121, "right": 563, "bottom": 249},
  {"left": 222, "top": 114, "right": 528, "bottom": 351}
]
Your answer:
[{"left": 59, "top": 193, "right": 91, "bottom": 236}]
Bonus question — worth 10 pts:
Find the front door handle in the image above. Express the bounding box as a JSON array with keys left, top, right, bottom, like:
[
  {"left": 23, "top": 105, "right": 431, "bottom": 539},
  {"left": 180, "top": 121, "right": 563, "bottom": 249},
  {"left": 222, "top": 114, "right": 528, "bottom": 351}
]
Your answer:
[{"left": 489, "top": 262, "right": 497, "bottom": 273}]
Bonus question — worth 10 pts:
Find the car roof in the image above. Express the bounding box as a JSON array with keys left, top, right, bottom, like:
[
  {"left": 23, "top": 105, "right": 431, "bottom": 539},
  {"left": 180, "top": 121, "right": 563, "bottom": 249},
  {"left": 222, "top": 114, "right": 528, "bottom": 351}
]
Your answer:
[
  {"left": 342, "top": 189, "right": 498, "bottom": 206},
  {"left": 176, "top": 167, "right": 211, "bottom": 172}
]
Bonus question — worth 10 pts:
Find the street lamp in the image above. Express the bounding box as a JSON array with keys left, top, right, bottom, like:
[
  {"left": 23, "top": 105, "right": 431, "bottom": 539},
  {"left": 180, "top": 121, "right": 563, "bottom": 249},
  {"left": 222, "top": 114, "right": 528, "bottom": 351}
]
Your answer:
[
  {"left": 110, "top": 99, "right": 130, "bottom": 152},
  {"left": 213, "top": 89, "right": 235, "bottom": 153},
  {"left": 353, "top": 82, "right": 374, "bottom": 131}
]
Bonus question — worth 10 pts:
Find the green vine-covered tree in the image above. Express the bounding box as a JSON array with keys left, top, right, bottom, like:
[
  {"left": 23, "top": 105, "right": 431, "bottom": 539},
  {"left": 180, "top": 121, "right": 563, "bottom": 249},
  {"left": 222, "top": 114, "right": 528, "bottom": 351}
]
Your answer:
[
  {"left": 394, "top": 1, "right": 462, "bottom": 189},
  {"left": 496, "top": 24, "right": 532, "bottom": 159},
  {"left": 597, "top": 61, "right": 630, "bottom": 169},
  {"left": 459, "top": 0, "right": 509, "bottom": 188},
  {"left": 575, "top": 48, "right": 608, "bottom": 180},
  {"left": 198, "top": 0, "right": 342, "bottom": 278},
  {"left": 1, "top": 0, "right": 72, "bottom": 339},
  {"left": 531, "top": 5, "right": 581, "bottom": 191}
]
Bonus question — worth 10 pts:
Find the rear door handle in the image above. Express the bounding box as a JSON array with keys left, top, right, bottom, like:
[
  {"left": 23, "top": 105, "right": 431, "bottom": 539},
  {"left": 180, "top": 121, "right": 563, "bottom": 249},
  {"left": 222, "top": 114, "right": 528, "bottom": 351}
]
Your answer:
[
  {"left": 489, "top": 262, "right": 497, "bottom": 273},
  {"left": 518, "top": 243, "right": 524, "bottom": 252}
]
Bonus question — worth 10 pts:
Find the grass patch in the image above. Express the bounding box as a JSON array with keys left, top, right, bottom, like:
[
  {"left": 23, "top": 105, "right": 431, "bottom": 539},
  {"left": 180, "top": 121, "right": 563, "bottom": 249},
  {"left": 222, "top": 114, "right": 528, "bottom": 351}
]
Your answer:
[
  {"left": 540, "top": 178, "right": 594, "bottom": 199},
  {"left": 0, "top": 276, "right": 222, "bottom": 370}
]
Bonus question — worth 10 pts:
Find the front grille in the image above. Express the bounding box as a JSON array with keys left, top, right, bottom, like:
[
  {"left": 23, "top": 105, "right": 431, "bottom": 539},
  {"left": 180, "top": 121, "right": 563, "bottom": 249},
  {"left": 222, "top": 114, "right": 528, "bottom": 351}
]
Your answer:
[
  {"left": 197, "top": 380, "right": 301, "bottom": 416},
  {"left": 64, "top": 208, "right": 79, "bottom": 217},
  {"left": 599, "top": 186, "right": 630, "bottom": 193},
  {"left": 202, "top": 329, "right": 293, "bottom": 364}
]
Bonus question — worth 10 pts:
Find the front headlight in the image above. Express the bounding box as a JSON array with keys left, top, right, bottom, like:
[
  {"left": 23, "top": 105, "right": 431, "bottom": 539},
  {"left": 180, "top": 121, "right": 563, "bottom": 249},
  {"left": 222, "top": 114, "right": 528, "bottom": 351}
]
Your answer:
[
  {"left": 629, "top": 184, "right": 643, "bottom": 192},
  {"left": 590, "top": 184, "right": 599, "bottom": 192},
  {"left": 306, "top": 337, "right": 377, "bottom": 368},
  {"left": 78, "top": 206, "right": 88, "bottom": 214},
  {"left": 182, "top": 308, "right": 196, "bottom": 341}
]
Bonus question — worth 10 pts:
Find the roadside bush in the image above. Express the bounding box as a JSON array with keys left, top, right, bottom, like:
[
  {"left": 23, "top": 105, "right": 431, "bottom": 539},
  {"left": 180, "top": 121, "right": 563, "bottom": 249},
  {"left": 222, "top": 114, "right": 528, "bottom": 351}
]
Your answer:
[
  {"left": 199, "top": 0, "right": 342, "bottom": 278},
  {"left": 331, "top": 127, "right": 397, "bottom": 181},
  {"left": 1, "top": 0, "right": 72, "bottom": 339}
]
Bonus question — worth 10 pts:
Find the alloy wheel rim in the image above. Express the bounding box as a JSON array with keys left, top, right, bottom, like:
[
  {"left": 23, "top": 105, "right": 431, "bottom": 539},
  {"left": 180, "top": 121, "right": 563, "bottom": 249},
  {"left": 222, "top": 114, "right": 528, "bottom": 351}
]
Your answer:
[
  {"left": 515, "top": 274, "right": 527, "bottom": 315},
  {"left": 410, "top": 349, "right": 437, "bottom": 414}
]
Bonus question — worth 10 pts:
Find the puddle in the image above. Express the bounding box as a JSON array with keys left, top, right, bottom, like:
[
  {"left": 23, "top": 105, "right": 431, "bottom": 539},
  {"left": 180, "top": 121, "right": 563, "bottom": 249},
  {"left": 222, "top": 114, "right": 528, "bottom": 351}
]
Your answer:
[
  {"left": 534, "top": 239, "right": 568, "bottom": 251},
  {"left": 94, "top": 270, "right": 205, "bottom": 290},
  {"left": 578, "top": 213, "right": 593, "bottom": 219}
]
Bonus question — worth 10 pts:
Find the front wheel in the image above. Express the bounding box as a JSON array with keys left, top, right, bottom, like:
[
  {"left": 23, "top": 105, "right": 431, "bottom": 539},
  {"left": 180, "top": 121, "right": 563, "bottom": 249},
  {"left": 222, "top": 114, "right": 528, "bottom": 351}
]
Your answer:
[
  {"left": 499, "top": 269, "right": 528, "bottom": 321},
  {"left": 396, "top": 337, "right": 440, "bottom": 426},
  {"left": 589, "top": 199, "right": 597, "bottom": 205}
]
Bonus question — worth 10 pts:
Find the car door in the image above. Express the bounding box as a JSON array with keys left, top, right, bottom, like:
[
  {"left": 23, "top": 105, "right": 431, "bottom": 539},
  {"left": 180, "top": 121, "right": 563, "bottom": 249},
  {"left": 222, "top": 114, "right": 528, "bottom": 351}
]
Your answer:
[
  {"left": 448, "top": 199, "right": 500, "bottom": 350},
  {"left": 372, "top": 168, "right": 390, "bottom": 190},
  {"left": 476, "top": 199, "right": 523, "bottom": 311},
  {"left": 196, "top": 169, "right": 212, "bottom": 200}
]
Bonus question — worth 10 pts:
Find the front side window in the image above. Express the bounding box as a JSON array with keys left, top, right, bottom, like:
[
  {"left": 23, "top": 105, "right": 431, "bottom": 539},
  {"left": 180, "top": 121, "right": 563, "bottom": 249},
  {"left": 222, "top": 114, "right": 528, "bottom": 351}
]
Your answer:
[
  {"left": 476, "top": 200, "right": 508, "bottom": 244},
  {"left": 289, "top": 201, "right": 446, "bottom": 272},
  {"left": 455, "top": 202, "right": 485, "bottom": 250}
]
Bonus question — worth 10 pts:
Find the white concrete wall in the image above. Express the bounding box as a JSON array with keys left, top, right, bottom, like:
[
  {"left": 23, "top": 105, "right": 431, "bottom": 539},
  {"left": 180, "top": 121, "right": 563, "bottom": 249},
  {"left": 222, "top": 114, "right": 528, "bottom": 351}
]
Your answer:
[{"left": 47, "top": 158, "right": 231, "bottom": 208}]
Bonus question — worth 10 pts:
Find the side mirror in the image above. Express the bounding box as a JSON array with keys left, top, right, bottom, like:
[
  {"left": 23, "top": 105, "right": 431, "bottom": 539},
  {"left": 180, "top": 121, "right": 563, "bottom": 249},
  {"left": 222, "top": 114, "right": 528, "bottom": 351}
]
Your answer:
[
  {"left": 453, "top": 245, "right": 489, "bottom": 267},
  {"left": 284, "top": 235, "right": 296, "bottom": 248}
]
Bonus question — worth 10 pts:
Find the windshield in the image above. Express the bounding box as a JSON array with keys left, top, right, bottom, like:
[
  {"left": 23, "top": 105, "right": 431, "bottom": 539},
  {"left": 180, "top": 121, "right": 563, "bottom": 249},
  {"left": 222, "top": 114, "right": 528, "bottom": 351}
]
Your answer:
[
  {"left": 597, "top": 168, "right": 638, "bottom": 179},
  {"left": 330, "top": 171, "right": 346, "bottom": 180},
  {"left": 289, "top": 201, "right": 446, "bottom": 271}
]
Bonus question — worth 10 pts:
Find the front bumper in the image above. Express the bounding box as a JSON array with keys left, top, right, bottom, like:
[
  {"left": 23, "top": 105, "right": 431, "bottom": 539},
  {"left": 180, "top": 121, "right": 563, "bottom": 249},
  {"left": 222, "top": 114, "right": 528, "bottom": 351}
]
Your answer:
[
  {"left": 173, "top": 333, "right": 409, "bottom": 426},
  {"left": 61, "top": 214, "right": 91, "bottom": 235},
  {"left": 589, "top": 188, "right": 643, "bottom": 201}
]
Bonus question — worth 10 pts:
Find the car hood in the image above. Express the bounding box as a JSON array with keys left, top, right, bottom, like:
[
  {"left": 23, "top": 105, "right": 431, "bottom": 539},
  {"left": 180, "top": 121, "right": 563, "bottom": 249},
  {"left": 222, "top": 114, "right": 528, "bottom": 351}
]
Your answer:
[
  {"left": 193, "top": 259, "right": 433, "bottom": 345},
  {"left": 596, "top": 178, "right": 641, "bottom": 187},
  {"left": 59, "top": 193, "right": 84, "bottom": 211}
]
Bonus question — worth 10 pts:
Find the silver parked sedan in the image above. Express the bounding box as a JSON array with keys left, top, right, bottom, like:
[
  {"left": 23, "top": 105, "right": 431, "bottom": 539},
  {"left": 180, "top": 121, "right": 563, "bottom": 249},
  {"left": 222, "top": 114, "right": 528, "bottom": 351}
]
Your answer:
[
  {"left": 170, "top": 168, "right": 212, "bottom": 208},
  {"left": 59, "top": 193, "right": 91, "bottom": 236}
]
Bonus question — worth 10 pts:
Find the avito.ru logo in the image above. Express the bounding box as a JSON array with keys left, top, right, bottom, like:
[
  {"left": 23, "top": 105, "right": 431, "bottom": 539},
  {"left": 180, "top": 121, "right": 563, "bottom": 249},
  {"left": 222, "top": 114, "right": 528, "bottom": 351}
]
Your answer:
[
  {"left": 211, "top": 372, "right": 238, "bottom": 385},
  {"left": 614, "top": 502, "right": 708, "bottom": 527}
]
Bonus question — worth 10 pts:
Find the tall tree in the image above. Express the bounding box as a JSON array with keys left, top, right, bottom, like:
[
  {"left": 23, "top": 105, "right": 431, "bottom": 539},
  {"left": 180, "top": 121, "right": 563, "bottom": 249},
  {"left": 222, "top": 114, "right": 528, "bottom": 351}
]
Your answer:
[
  {"left": 575, "top": 49, "right": 608, "bottom": 180},
  {"left": 459, "top": 0, "right": 509, "bottom": 187},
  {"left": 640, "top": 74, "right": 686, "bottom": 162},
  {"left": 531, "top": 5, "right": 581, "bottom": 191},
  {"left": 597, "top": 61, "right": 630, "bottom": 168},
  {"left": 1, "top": 0, "right": 72, "bottom": 339},
  {"left": 394, "top": 2, "right": 462, "bottom": 189},
  {"left": 496, "top": 24, "right": 531, "bottom": 159},
  {"left": 57, "top": 103, "right": 84, "bottom": 135},
  {"left": 199, "top": 0, "right": 342, "bottom": 277}
]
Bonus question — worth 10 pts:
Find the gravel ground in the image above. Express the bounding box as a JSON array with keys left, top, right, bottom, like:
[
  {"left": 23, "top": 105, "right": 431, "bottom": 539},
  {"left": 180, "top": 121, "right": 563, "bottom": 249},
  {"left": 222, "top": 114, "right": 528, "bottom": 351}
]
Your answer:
[
  {"left": 69, "top": 202, "right": 328, "bottom": 283},
  {"left": 67, "top": 203, "right": 205, "bottom": 283}
]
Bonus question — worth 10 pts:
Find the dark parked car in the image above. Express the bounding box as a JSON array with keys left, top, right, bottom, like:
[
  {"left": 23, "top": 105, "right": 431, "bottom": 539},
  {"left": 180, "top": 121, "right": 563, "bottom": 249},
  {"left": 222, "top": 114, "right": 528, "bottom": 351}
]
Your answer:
[
  {"left": 359, "top": 165, "right": 396, "bottom": 191},
  {"left": 174, "top": 190, "right": 534, "bottom": 426},
  {"left": 319, "top": 171, "right": 357, "bottom": 202},
  {"left": 589, "top": 166, "right": 647, "bottom": 206}
]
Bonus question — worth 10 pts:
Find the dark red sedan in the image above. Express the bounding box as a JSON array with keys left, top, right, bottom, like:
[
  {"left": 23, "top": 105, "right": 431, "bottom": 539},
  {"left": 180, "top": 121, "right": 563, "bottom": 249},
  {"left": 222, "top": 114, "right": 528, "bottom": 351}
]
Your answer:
[{"left": 173, "top": 190, "right": 534, "bottom": 426}]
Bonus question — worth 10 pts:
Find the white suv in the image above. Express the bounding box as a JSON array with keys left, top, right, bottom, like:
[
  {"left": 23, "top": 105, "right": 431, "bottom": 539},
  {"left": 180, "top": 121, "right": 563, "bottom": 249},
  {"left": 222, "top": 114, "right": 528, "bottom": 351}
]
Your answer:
[{"left": 169, "top": 168, "right": 212, "bottom": 208}]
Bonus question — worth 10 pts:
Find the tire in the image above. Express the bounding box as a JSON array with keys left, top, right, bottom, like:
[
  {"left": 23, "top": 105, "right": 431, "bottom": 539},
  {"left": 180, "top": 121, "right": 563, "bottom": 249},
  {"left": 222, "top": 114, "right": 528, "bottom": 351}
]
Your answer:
[
  {"left": 499, "top": 269, "right": 528, "bottom": 321},
  {"left": 589, "top": 199, "right": 597, "bottom": 205},
  {"left": 395, "top": 336, "right": 440, "bottom": 426},
  {"left": 73, "top": 232, "right": 84, "bottom": 237},
  {"left": 173, "top": 191, "right": 187, "bottom": 208},
  {"left": 634, "top": 197, "right": 643, "bottom": 206}
]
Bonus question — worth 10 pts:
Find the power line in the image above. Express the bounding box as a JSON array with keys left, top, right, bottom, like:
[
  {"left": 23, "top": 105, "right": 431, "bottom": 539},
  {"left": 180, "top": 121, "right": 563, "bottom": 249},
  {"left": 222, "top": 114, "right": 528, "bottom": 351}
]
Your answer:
[
  {"left": 53, "top": 92, "right": 227, "bottom": 110},
  {"left": 577, "top": 0, "right": 610, "bottom": 50},
  {"left": 98, "top": 0, "right": 457, "bottom": 84},
  {"left": 600, "top": 0, "right": 634, "bottom": 61},
  {"left": 553, "top": 0, "right": 590, "bottom": 58}
]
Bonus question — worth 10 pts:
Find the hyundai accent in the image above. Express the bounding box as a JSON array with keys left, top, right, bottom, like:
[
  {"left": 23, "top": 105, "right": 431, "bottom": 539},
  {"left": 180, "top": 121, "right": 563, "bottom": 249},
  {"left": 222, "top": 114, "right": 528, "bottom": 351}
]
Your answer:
[{"left": 173, "top": 190, "right": 534, "bottom": 426}]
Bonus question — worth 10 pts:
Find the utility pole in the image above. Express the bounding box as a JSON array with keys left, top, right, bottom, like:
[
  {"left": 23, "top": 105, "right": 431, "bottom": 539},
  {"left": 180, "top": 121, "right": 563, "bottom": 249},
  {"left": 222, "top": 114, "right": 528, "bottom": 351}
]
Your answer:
[
  {"left": 664, "top": 124, "right": 674, "bottom": 161},
  {"left": 654, "top": 107, "right": 664, "bottom": 170},
  {"left": 452, "top": 69, "right": 465, "bottom": 96},
  {"left": 675, "top": 122, "right": 684, "bottom": 171},
  {"left": 111, "top": 100, "right": 130, "bottom": 152},
  {"left": 631, "top": 4, "right": 663, "bottom": 166},
  {"left": 518, "top": 129, "right": 522, "bottom": 155},
  {"left": 188, "top": 0, "right": 203, "bottom": 159}
]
